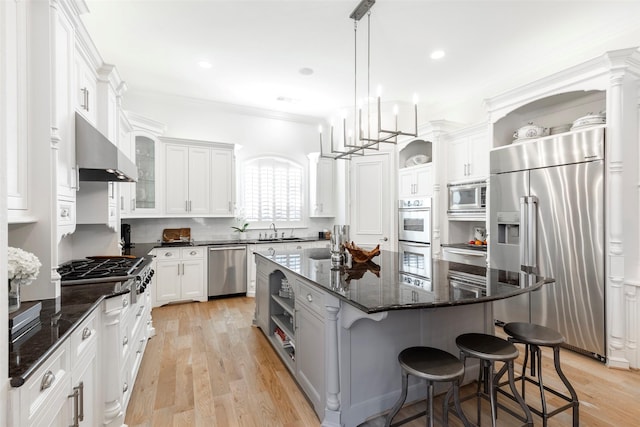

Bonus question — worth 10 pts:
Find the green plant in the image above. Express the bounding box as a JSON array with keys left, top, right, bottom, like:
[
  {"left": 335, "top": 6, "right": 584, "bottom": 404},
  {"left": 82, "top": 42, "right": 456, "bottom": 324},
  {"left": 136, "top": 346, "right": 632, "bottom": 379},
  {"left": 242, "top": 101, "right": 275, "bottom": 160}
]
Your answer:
[{"left": 231, "top": 223, "right": 249, "bottom": 233}]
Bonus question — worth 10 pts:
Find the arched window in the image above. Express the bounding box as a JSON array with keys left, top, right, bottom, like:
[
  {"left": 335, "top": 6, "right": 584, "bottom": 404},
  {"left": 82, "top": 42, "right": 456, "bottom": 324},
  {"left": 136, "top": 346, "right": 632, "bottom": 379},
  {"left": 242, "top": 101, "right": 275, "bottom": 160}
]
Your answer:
[{"left": 242, "top": 157, "right": 303, "bottom": 225}]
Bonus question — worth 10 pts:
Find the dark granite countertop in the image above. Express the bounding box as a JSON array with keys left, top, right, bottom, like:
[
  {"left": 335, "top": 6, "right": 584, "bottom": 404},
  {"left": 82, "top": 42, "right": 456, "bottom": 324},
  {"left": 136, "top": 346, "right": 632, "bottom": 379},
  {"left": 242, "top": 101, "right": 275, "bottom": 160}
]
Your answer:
[
  {"left": 8, "top": 281, "right": 131, "bottom": 387},
  {"left": 255, "top": 248, "right": 552, "bottom": 314}
]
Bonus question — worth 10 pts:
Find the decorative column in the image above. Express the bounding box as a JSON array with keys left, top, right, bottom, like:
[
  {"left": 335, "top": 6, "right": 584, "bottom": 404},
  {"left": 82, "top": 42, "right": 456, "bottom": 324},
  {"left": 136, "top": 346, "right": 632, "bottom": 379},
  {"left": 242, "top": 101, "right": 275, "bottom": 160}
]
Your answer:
[
  {"left": 322, "top": 304, "right": 341, "bottom": 427},
  {"left": 605, "top": 69, "right": 628, "bottom": 369}
]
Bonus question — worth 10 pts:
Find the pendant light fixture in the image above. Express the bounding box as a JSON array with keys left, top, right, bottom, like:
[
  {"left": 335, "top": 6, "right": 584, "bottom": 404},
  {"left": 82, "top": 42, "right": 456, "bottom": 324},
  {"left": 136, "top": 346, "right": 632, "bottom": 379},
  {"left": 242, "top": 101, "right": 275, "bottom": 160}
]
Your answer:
[{"left": 320, "top": 0, "right": 418, "bottom": 160}]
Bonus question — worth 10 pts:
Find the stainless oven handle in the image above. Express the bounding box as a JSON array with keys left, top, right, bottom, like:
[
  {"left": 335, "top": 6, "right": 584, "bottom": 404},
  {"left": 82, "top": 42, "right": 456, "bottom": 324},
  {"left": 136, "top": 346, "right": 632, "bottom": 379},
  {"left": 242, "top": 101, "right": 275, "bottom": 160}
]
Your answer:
[
  {"left": 400, "top": 242, "right": 430, "bottom": 249},
  {"left": 445, "top": 249, "right": 485, "bottom": 257}
]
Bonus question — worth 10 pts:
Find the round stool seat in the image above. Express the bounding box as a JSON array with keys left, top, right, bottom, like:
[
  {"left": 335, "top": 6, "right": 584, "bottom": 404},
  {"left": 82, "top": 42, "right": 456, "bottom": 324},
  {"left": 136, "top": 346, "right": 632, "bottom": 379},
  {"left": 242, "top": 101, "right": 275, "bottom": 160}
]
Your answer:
[
  {"left": 504, "top": 322, "right": 565, "bottom": 346},
  {"left": 398, "top": 346, "right": 464, "bottom": 381},
  {"left": 456, "top": 333, "right": 519, "bottom": 361}
]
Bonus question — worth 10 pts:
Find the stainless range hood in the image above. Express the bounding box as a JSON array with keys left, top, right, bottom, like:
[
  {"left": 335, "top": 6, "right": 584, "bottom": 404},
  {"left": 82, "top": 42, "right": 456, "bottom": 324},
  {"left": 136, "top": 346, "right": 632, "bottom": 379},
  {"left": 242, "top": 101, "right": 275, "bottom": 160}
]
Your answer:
[{"left": 75, "top": 112, "right": 138, "bottom": 182}]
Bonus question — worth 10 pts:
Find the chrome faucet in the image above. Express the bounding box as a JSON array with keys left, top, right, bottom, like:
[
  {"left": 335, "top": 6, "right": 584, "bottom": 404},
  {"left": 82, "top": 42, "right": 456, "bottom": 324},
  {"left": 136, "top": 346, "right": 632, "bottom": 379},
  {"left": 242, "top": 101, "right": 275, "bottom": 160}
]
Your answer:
[{"left": 270, "top": 223, "right": 278, "bottom": 238}]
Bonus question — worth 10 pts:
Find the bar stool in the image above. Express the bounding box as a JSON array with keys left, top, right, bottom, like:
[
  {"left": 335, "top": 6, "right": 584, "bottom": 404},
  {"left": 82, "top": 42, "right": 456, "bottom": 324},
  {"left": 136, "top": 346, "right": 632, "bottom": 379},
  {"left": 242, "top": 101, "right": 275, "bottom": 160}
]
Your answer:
[
  {"left": 501, "top": 322, "right": 579, "bottom": 427},
  {"left": 385, "top": 346, "right": 471, "bottom": 427},
  {"left": 453, "top": 333, "right": 533, "bottom": 427}
]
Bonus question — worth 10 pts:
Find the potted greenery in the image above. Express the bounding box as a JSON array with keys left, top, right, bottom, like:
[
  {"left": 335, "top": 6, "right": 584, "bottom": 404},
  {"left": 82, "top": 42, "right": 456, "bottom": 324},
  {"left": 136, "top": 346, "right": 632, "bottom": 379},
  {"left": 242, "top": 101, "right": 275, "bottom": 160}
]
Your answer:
[{"left": 231, "top": 221, "right": 249, "bottom": 240}]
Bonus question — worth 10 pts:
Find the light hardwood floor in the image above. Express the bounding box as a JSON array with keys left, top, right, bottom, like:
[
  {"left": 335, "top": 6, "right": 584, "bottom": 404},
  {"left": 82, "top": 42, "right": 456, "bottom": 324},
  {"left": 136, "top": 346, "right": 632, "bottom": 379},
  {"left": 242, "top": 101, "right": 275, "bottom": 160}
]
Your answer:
[{"left": 126, "top": 297, "right": 640, "bottom": 426}]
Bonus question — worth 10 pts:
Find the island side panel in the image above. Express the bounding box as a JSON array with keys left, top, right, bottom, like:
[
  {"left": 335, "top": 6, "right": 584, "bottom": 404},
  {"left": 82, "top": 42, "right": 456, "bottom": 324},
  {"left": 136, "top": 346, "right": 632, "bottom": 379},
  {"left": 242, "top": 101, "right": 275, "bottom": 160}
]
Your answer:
[{"left": 338, "top": 303, "right": 491, "bottom": 427}]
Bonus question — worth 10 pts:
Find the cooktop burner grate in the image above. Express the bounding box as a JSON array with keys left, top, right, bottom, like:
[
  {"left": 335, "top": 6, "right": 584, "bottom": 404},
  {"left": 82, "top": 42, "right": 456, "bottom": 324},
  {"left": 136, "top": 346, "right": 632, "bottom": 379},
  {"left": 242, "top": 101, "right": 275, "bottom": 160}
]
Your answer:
[{"left": 58, "top": 257, "right": 143, "bottom": 282}]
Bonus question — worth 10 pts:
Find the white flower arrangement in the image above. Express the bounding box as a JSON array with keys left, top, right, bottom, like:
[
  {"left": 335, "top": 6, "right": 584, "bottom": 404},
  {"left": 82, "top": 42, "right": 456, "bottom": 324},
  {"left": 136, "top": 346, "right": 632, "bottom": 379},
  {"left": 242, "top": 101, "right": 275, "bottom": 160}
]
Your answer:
[{"left": 8, "top": 246, "right": 41, "bottom": 285}]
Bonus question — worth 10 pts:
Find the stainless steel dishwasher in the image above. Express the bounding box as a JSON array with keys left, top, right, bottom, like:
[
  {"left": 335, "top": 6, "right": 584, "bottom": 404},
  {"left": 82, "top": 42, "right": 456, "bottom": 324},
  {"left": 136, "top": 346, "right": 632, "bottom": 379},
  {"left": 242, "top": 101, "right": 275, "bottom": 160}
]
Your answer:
[{"left": 207, "top": 245, "right": 247, "bottom": 297}]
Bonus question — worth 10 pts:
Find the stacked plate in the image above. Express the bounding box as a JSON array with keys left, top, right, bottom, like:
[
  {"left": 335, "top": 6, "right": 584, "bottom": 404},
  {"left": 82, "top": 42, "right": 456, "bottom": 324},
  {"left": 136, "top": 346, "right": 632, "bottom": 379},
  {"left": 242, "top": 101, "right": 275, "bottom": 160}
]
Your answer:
[{"left": 570, "top": 111, "right": 606, "bottom": 130}]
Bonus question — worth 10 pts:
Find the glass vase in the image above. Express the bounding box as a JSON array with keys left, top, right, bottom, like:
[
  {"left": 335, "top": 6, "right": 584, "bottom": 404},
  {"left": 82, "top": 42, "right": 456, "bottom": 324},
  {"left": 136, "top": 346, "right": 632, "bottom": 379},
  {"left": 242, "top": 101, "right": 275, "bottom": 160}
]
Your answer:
[{"left": 8, "top": 279, "right": 20, "bottom": 313}]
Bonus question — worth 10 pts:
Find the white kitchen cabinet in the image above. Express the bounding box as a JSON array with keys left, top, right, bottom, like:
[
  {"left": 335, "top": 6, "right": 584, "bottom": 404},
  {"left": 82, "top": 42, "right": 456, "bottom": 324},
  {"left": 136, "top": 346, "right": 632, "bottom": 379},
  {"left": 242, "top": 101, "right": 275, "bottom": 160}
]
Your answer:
[
  {"left": 164, "top": 139, "right": 235, "bottom": 217},
  {"left": 7, "top": 343, "right": 71, "bottom": 427},
  {"left": 446, "top": 125, "right": 489, "bottom": 183},
  {"left": 120, "top": 114, "right": 166, "bottom": 217},
  {"left": 398, "top": 163, "right": 432, "bottom": 198},
  {"left": 101, "top": 292, "right": 131, "bottom": 427},
  {"left": 7, "top": 308, "right": 101, "bottom": 427},
  {"left": 4, "top": 0, "right": 31, "bottom": 221},
  {"left": 210, "top": 148, "right": 235, "bottom": 216},
  {"left": 131, "top": 134, "right": 162, "bottom": 215},
  {"left": 165, "top": 144, "right": 211, "bottom": 215},
  {"left": 74, "top": 50, "right": 97, "bottom": 125},
  {"left": 153, "top": 247, "right": 207, "bottom": 306},
  {"left": 308, "top": 154, "right": 335, "bottom": 217}
]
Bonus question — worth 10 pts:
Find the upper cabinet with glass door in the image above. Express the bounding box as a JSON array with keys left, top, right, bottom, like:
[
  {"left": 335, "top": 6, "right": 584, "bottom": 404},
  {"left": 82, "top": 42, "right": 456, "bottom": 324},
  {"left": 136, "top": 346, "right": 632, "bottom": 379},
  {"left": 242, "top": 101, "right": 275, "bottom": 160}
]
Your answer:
[
  {"left": 121, "top": 112, "right": 166, "bottom": 218},
  {"left": 120, "top": 133, "right": 163, "bottom": 217}
]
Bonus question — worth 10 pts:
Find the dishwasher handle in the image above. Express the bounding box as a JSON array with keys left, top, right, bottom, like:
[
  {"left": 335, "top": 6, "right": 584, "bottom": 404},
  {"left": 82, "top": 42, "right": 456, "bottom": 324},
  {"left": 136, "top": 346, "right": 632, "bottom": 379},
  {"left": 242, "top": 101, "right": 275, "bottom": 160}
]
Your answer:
[{"left": 208, "top": 246, "right": 247, "bottom": 251}]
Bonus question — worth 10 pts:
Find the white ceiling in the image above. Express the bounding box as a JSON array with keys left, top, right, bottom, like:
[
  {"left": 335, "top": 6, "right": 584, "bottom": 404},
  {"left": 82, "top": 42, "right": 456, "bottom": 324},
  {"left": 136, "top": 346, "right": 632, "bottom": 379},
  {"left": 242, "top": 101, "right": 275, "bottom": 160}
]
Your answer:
[{"left": 82, "top": 1, "right": 640, "bottom": 124}]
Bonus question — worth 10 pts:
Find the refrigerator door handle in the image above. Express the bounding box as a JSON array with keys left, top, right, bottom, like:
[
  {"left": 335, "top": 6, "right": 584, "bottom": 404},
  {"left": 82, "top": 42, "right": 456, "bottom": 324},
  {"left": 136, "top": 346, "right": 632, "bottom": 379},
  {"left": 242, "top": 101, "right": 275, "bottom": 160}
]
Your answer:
[
  {"left": 528, "top": 195, "right": 538, "bottom": 271},
  {"left": 519, "top": 196, "right": 528, "bottom": 270}
]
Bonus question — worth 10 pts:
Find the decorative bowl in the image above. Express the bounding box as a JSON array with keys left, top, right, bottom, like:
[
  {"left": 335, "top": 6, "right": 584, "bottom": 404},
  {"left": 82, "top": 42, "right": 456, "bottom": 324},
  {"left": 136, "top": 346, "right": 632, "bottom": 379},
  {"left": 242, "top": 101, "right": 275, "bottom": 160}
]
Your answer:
[
  {"left": 513, "top": 122, "right": 549, "bottom": 140},
  {"left": 344, "top": 242, "right": 381, "bottom": 264}
]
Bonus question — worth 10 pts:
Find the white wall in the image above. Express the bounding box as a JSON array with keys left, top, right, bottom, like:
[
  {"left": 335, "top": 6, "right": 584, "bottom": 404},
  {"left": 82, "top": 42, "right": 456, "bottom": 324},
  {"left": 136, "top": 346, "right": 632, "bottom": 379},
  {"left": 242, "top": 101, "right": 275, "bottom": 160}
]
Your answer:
[{"left": 121, "top": 90, "right": 339, "bottom": 241}]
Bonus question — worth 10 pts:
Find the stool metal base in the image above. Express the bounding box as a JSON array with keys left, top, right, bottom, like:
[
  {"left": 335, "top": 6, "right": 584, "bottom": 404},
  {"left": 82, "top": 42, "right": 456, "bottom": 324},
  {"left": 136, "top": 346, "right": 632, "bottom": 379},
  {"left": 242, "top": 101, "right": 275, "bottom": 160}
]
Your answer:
[
  {"left": 385, "top": 347, "right": 470, "bottom": 427},
  {"left": 454, "top": 333, "right": 533, "bottom": 427},
  {"left": 498, "top": 341, "right": 579, "bottom": 427}
]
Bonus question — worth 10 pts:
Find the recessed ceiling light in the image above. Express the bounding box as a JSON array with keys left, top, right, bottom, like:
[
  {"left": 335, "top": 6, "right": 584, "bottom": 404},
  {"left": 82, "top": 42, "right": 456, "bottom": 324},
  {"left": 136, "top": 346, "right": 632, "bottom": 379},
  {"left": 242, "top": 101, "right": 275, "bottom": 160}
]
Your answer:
[
  {"left": 299, "top": 67, "right": 314, "bottom": 76},
  {"left": 430, "top": 50, "right": 445, "bottom": 60},
  {"left": 198, "top": 60, "right": 212, "bottom": 69}
]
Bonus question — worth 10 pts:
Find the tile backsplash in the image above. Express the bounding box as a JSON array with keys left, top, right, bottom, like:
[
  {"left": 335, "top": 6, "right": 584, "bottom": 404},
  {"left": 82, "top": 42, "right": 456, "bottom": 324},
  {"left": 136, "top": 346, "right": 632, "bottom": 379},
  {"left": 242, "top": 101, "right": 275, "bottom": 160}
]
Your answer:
[{"left": 123, "top": 217, "right": 335, "bottom": 243}]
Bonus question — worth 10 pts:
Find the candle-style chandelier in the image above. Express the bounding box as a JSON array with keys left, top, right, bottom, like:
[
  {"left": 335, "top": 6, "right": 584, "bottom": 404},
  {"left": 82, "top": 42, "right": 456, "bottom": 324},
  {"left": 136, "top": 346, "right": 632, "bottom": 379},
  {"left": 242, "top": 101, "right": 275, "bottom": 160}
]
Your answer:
[{"left": 320, "top": 0, "right": 418, "bottom": 160}]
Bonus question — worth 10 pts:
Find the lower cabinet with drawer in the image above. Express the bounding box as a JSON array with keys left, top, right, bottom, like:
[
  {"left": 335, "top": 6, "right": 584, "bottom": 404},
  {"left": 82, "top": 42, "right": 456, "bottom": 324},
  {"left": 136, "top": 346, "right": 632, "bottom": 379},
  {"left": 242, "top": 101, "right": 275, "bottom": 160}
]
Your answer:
[
  {"left": 152, "top": 246, "right": 207, "bottom": 306},
  {"left": 8, "top": 309, "right": 100, "bottom": 427}
]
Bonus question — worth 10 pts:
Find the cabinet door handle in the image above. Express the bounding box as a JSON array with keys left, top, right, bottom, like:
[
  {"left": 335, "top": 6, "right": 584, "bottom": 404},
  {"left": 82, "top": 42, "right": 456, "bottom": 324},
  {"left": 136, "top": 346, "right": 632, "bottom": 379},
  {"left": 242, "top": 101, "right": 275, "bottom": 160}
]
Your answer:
[
  {"left": 68, "top": 385, "right": 80, "bottom": 427},
  {"left": 185, "top": 200, "right": 188, "bottom": 211},
  {"left": 82, "top": 327, "right": 92, "bottom": 340},
  {"left": 123, "top": 382, "right": 128, "bottom": 393},
  {"left": 85, "top": 88, "right": 90, "bottom": 112},
  {"left": 132, "top": 197, "right": 136, "bottom": 211},
  {"left": 78, "top": 381, "right": 85, "bottom": 421},
  {"left": 190, "top": 250, "right": 197, "bottom": 256},
  {"left": 123, "top": 335, "right": 128, "bottom": 346},
  {"left": 40, "top": 370, "right": 55, "bottom": 391},
  {"left": 306, "top": 293, "right": 313, "bottom": 303},
  {"left": 123, "top": 298, "right": 129, "bottom": 308},
  {"left": 189, "top": 200, "right": 192, "bottom": 211},
  {"left": 80, "top": 87, "right": 88, "bottom": 110},
  {"left": 121, "top": 195, "right": 125, "bottom": 210}
]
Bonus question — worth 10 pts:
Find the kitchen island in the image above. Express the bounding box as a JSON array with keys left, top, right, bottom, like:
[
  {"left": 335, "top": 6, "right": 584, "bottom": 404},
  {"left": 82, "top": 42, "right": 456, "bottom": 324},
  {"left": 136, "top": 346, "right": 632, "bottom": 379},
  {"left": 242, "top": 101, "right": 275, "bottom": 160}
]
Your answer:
[{"left": 254, "top": 248, "right": 552, "bottom": 427}]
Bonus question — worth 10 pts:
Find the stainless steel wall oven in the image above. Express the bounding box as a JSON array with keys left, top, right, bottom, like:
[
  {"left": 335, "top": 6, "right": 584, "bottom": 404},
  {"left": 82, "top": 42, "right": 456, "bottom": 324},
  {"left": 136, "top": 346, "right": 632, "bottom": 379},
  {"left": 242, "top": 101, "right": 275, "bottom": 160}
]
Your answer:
[{"left": 398, "top": 198, "right": 431, "bottom": 244}]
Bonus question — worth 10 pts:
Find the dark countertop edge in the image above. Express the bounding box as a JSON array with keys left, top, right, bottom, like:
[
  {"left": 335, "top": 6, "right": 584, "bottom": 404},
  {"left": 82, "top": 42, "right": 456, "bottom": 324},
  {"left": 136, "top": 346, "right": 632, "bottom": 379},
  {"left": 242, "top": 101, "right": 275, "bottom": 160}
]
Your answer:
[
  {"left": 364, "top": 278, "right": 553, "bottom": 314},
  {"left": 9, "top": 289, "right": 130, "bottom": 388},
  {"left": 255, "top": 252, "right": 552, "bottom": 314}
]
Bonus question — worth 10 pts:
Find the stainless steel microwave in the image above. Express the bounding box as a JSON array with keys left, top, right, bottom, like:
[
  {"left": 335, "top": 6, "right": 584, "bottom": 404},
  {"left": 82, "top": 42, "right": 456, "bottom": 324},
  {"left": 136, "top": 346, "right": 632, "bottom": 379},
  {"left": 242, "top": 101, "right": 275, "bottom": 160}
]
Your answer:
[{"left": 447, "top": 180, "right": 487, "bottom": 218}]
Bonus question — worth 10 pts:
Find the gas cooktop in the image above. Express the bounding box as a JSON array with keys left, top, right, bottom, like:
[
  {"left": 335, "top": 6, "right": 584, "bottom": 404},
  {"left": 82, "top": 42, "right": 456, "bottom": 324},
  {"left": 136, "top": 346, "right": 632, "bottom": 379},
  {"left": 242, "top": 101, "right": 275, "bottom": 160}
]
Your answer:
[{"left": 58, "top": 257, "right": 145, "bottom": 284}]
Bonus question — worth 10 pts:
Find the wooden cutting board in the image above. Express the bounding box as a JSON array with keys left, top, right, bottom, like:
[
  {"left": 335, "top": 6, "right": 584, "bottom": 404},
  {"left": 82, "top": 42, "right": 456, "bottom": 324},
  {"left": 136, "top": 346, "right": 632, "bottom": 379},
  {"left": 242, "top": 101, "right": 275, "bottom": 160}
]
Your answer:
[{"left": 162, "top": 228, "right": 191, "bottom": 243}]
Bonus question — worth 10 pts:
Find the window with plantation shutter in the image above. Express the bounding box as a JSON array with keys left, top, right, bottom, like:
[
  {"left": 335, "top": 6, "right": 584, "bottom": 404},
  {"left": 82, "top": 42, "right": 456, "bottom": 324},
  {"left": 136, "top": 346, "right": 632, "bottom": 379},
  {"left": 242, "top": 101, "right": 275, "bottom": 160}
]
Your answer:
[{"left": 243, "top": 157, "right": 303, "bottom": 224}]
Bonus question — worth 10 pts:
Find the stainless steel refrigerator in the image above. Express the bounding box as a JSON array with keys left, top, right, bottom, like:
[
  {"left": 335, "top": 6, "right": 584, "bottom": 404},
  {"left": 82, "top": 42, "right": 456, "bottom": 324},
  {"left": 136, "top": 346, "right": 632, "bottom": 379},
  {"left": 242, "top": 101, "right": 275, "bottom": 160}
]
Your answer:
[{"left": 490, "top": 126, "right": 605, "bottom": 361}]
